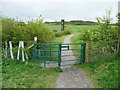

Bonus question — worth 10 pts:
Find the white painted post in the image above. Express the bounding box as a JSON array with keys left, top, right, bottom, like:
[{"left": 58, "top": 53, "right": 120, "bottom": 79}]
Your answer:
[
  {"left": 25, "top": 52, "right": 29, "bottom": 60},
  {"left": 27, "top": 44, "right": 34, "bottom": 49},
  {"left": 34, "top": 37, "right": 37, "bottom": 42},
  {"left": 9, "top": 41, "right": 14, "bottom": 59},
  {"left": 5, "top": 41, "right": 8, "bottom": 59},
  {"left": 17, "top": 41, "right": 21, "bottom": 60},
  {"left": 21, "top": 41, "right": 25, "bottom": 62}
]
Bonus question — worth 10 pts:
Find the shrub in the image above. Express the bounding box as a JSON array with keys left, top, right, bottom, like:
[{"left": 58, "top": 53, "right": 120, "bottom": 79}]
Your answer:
[
  {"left": 54, "top": 28, "right": 71, "bottom": 37},
  {"left": 2, "top": 16, "right": 54, "bottom": 45},
  {"left": 1, "top": 16, "right": 54, "bottom": 59}
]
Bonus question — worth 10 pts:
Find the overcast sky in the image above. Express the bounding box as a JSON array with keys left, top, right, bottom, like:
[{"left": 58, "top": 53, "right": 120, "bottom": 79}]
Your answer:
[{"left": 0, "top": 0, "right": 119, "bottom": 23}]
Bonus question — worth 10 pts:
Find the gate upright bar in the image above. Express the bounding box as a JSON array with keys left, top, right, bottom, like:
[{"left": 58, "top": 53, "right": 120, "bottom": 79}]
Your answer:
[
  {"left": 58, "top": 44, "right": 61, "bottom": 67},
  {"left": 81, "top": 43, "right": 86, "bottom": 64}
]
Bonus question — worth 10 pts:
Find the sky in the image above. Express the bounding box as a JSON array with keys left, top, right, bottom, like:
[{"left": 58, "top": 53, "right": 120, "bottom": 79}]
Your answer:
[{"left": 0, "top": 0, "right": 119, "bottom": 23}]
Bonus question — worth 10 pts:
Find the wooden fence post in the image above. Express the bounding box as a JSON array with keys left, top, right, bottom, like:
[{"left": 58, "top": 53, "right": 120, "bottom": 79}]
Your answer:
[
  {"left": 17, "top": 41, "right": 28, "bottom": 61},
  {"left": 21, "top": 41, "right": 25, "bottom": 61},
  {"left": 34, "top": 37, "right": 37, "bottom": 42},
  {"left": 4, "top": 41, "right": 8, "bottom": 59},
  {"left": 61, "top": 19, "right": 64, "bottom": 31},
  {"left": 17, "top": 41, "right": 21, "bottom": 60},
  {"left": 9, "top": 41, "right": 14, "bottom": 59},
  {"left": 86, "top": 40, "right": 89, "bottom": 63}
]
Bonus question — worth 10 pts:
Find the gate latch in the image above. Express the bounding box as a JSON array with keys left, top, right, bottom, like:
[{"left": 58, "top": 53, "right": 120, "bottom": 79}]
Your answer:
[{"left": 61, "top": 45, "right": 69, "bottom": 50}]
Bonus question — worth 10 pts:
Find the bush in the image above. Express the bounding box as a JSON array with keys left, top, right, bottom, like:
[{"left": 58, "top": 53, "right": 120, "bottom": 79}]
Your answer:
[
  {"left": 54, "top": 29, "right": 71, "bottom": 37},
  {"left": 1, "top": 16, "right": 54, "bottom": 59},
  {"left": 2, "top": 16, "right": 54, "bottom": 45}
]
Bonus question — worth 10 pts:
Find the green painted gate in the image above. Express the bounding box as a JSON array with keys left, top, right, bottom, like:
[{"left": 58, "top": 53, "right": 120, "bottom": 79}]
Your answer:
[{"left": 32, "top": 42, "right": 86, "bottom": 67}]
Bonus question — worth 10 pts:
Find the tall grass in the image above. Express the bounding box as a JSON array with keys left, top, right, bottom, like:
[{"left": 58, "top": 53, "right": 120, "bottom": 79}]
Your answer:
[
  {"left": 74, "top": 53, "right": 119, "bottom": 88},
  {"left": 2, "top": 59, "right": 60, "bottom": 88}
]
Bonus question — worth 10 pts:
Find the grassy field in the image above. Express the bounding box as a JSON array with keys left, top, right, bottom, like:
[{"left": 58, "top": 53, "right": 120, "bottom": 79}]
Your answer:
[
  {"left": 2, "top": 59, "right": 61, "bottom": 88},
  {"left": 74, "top": 53, "right": 119, "bottom": 88},
  {"left": 45, "top": 24, "right": 61, "bottom": 31},
  {"left": 45, "top": 24, "right": 92, "bottom": 33}
]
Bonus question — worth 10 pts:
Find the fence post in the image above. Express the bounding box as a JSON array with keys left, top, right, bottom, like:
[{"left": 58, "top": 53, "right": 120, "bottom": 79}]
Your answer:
[
  {"left": 61, "top": 19, "right": 64, "bottom": 31},
  {"left": 58, "top": 44, "right": 61, "bottom": 67},
  {"left": 4, "top": 41, "right": 8, "bottom": 59},
  {"left": 81, "top": 43, "right": 86, "bottom": 64},
  {"left": 17, "top": 41, "right": 21, "bottom": 60},
  {"left": 86, "top": 40, "right": 89, "bottom": 63},
  {"left": 21, "top": 41, "right": 25, "bottom": 62},
  {"left": 9, "top": 41, "right": 14, "bottom": 59}
]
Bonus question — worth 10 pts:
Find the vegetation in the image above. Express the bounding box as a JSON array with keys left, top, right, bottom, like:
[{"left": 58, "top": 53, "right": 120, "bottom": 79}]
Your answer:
[
  {"left": 72, "top": 10, "right": 118, "bottom": 88},
  {"left": 2, "top": 16, "right": 54, "bottom": 46},
  {"left": 2, "top": 9, "right": 118, "bottom": 88},
  {"left": 1, "top": 16, "right": 72, "bottom": 59},
  {"left": 2, "top": 59, "right": 61, "bottom": 88},
  {"left": 54, "top": 29, "right": 71, "bottom": 37},
  {"left": 45, "top": 24, "right": 61, "bottom": 31},
  {"left": 71, "top": 10, "right": 118, "bottom": 62},
  {"left": 74, "top": 53, "right": 119, "bottom": 88}
]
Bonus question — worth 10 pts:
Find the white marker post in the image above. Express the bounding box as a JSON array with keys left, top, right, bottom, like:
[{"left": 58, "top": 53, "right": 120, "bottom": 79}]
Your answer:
[
  {"left": 25, "top": 52, "right": 29, "bottom": 60},
  {"left": 21, "top": 41, "right": 25, "bottom": 62},
  {"left": 5, "top": 41, "right": 8, "bottom": 59},
  {"left": 17, "top": 41, "right": 21, "bottom": 60},
  {"left": 17, "top": 41, "right": 28, "bottom": 61},
  {"left": 9, "top": 41, "right": 14, "bottom": 59},
  {"left": 34, "top": 37, "right": 37, "bottom": 42}
]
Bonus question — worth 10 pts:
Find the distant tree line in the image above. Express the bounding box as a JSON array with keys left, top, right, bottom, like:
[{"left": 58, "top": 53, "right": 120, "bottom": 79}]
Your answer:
[
  {"left": 45, "top": 20, "right": 98, "bottom": 25},
  {"left": 45, "top": 20, "right": 116, "bottom": 26}
]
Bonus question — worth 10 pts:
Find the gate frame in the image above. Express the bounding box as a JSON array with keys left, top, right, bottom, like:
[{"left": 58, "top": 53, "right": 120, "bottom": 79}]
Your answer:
[{"left": 32, "top": 42, "right": 86, "bottom": 67}]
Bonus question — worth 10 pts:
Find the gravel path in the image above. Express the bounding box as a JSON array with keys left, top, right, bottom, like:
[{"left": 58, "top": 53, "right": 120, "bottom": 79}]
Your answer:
[
  {"left": 56, "top": 35, "right": 93, "bottom": 88},
  {"left": 60, "top": 35, "right": 76, "bottom": 66}
]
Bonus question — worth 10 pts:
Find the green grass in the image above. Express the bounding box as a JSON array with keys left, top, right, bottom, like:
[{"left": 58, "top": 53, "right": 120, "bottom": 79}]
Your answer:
[
  {"left": 45, "top": 24, "right": 61, "bottom": 31},
  {"left": 51, "top": 35, "right": 69, "bottom": 43},
  {"left": 74, "top": 53, "right": 119, "bottom": 88},
  {"left": 2, "top": 59, "right": 61, "bottom": 88},
  {"left": 71, "top": 33, "right": 82, "bottom": 55},
  {"left": 70, "top": 25, "right": 98, "bottom": 34}
]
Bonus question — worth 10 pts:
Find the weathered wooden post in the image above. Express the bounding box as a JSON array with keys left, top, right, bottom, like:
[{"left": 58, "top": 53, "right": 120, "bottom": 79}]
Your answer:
[
  {"left": 34, "top": 37, "right": 37, "bottom": 42},
  {"left": 86, "top": 40, "right": 89, "bottom": 63},
  {"left": 61, "top": 19, "right": 64, "bottom": 31},
  {"left": 21, "top": 41, "right": 25, "bottom": 61},
  {"left": 9, "top": 41, "right": 14, "bottom": 59},
  {"left": 17, "top": 41, "right": 27, "bottom": 61},
  {"left": 4, "top": 41, "right": 8, "bottom": 59}
]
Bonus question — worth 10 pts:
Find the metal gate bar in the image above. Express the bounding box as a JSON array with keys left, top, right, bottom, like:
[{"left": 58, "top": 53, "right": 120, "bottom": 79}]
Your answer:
[{"left": 32, "top": 42, "right": 86, "bottom": 67}]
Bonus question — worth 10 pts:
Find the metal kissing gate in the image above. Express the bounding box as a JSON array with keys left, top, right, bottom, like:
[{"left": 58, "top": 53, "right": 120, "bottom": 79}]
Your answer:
[{"left": 32, "top": 42, "right": 86, "bottom": 67}]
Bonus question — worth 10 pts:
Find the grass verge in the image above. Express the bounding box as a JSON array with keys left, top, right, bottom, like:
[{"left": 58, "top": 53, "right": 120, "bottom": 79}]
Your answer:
[
  {"left": 2, "top": 59, "right": 61, "bottom": 88},
  {"left": 74, "top": 53, "right": 119, "bottom": 88},
  {"left": 51, "top": 35, "right": 69, "bottom": 43}
]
